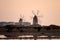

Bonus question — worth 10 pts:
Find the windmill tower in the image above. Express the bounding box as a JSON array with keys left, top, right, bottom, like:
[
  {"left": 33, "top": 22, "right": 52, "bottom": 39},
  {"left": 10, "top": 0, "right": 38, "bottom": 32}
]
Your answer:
[
  {"left": 32, "top": 10, "right": 38, "bottom": 25},
  {"left": 19, "top": 18, "right": 23, "bottom": 25},
  {"left": 19, "top": 15, "right": 24, "bottom": 26},
  {"left": 32, "top": 10, "right": 43, "bottom": 25},
  {"left": 33, "top": 14, "right": 38, "bottom": 25}
]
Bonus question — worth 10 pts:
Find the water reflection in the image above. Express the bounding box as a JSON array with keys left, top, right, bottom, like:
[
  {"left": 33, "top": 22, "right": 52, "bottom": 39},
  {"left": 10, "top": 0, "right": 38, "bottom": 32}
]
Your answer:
[{"left": 0, "top": 35, "right": 60, "bottom": 40}]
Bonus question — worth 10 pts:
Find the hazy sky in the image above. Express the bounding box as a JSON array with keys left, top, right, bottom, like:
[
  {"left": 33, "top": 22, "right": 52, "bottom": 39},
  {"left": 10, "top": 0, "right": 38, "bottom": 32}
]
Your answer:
[{"left": 0, "top": 0, "right": 60, "bottom": 25}]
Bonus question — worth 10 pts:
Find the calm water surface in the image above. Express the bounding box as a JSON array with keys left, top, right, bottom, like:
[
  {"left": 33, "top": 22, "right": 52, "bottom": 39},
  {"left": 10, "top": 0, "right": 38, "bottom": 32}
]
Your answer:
[{"left": 0, "top": 35, "right": 60, "bottom": 40}]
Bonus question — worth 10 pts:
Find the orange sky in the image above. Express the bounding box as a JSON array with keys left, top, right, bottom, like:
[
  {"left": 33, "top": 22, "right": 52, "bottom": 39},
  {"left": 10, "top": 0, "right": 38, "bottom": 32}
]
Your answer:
[{"left": 0, "top": 0, "right": 60, "bottom": 25}]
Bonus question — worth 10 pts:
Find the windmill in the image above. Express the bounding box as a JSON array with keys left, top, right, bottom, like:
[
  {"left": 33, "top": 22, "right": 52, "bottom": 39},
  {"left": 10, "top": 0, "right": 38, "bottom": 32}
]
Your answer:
[
  {"left": 32, "top": 10, "right": 43, "bottom": 25},
  {"left": 19, "top": 14, "right": 24, "bottom": 26}
]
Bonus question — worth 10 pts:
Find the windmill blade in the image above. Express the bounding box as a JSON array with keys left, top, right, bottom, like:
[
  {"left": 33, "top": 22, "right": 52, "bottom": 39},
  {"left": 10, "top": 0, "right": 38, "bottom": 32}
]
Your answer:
[
  {"left": 30, "top": 16, "right": 33, "bottom": 18},
  {"left": 38, "top": 18, "right": 42, "bottom": 24},
  {"left": 20, "top": 14, "right": 22, "bottom": 18},
  {"left": 38, "top": 15, "right": 43, "bottom": 18},
  {"left": 22, "top": 15, "right": 24, "bottom": 19},
  {"left": 32, "top": 10, "right": 36, "bottom": 15},
  {"left": 20, "top": 14, "right": 24, "bottom": 18},
  {"left": 37, "top": 10, "right": 40, "bottom": 15}
]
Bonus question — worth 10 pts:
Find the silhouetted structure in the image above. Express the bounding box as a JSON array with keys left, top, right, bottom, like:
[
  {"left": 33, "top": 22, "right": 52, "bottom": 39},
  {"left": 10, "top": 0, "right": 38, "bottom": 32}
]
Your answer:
[
  {"left": 33, "top": 15, "right": 38, "bottom": 25},
  {"left": 0, "top": 10, "right": 60, "bottom": 40},
  {"left": 19, "top": 18, "right": 23, "bottom": 26}
]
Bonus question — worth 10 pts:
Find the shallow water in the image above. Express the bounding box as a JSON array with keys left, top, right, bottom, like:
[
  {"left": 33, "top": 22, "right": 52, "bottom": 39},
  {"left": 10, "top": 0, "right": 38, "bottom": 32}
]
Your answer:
[
  {"left": 0, "top": 39, "right": 60, "bottom": 40},
  {"left": 0, "top": 35, "right": 60, "bottom": 40}
]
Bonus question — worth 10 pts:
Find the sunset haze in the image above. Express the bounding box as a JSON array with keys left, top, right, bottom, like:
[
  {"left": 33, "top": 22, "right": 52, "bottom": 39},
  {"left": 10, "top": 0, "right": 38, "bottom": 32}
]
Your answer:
[{"left": 0, "top": 0, "right": 60, "bottom": 25}]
